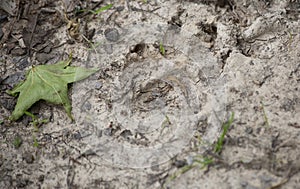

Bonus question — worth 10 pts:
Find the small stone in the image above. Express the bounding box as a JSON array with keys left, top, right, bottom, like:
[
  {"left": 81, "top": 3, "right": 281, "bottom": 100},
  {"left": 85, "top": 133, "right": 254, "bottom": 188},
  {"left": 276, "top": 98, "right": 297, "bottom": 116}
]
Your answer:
[
  {"left": 18, "top": 38, "right": 26, "bottom": 48},
  {"left": 73, "top": 132, "right": 81, "bottom": 140},
  {"left": 120, "top": 129, "right": 132, "bottom": 140},
  {"left": 38, "top": 175, "right": 44, "bottom": 182},
  {"left": 94, "top": 82, "right": 103, "bottom": 90},
  {"left": 116, "top": 6, "right": 124, "bottom": 12},
  {"left": 245, "top": 127, "right": 253, "bottom": 134},
  {"left": 23, "top": 152, "right": 34, "bottom": 164},
  {"left": 81, "top": 101, "right": 92, "bottom": 112},
  {"left": 104, "top": 28, "right": 120, "bottom": 42},
  {"left": 173, "top": 159, "right": 187, "bottom": 168},
  {"left": 128, "top": 52, "right": 138, "bottom": 61},
  {"left": 104, "top": 128, "right": 113, "bottom": 136},
  {"left": 186, "top": 156, "right": 193, "bottom": 165}
]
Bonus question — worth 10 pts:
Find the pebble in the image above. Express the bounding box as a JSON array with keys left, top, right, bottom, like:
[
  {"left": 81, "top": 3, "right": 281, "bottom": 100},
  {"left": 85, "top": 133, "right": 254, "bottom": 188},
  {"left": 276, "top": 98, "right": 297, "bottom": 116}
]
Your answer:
[
  {"left": 104, "top": 28, "right": 120, "bottom": 42},
  {"left": 104, "top": 128, "right": 113, "bottom": 136},
  {"left": 116, "top": 6, "right": 125, "bottom": 12},
  {"left": 94, "top": 82, "right": 103, "bottom": 90},
  {"left": 73, "top": 132, "right": 81, "bottom": 140},
  {"left": 81, "top": 101, "right": 92, "bottom": 112},
  {"left": 245, "top": 127, "right": 253, "bottom": 134},
  {"left": 186, "top": 156, "right": 194, "bottom": 165},
  {"left": 38, "top": 175, "right": 44, "bottom": 182},
  {"left": 23, "top": 152, "right": 34, "bottom": 164},
  {"left": 173, "top": 159, "right": 187, "bottom": 168},
  {"left": 120, "top": 129, "right": 132, "bottom": 140}
]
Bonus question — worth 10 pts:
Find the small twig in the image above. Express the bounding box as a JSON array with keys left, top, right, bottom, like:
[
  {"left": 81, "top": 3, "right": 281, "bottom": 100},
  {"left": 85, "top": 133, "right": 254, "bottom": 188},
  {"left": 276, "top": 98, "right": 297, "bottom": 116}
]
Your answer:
[{"left": 28, "top": 12, "right": 39, "bottom": 56}]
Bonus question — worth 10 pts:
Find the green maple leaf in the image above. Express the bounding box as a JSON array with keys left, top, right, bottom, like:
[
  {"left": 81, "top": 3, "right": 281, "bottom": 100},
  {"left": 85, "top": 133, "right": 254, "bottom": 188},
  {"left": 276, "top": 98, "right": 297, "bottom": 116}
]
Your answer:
[{"left": 7, "top": 57, "right": 99, "bottom": 121}]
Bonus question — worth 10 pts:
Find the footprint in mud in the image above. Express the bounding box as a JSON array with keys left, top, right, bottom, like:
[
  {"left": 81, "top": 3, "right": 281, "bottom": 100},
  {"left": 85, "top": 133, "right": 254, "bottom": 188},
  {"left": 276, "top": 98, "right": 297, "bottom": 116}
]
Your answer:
[{"left": 71, "top": 23, "right": 227, "bottom": 168}]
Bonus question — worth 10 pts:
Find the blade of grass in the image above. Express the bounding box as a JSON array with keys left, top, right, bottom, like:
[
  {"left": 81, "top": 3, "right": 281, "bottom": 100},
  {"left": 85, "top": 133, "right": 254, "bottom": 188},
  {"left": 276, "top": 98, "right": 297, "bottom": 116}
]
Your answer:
[
  {"left": 159, "top": 42, "right": 165, "bottom": 56},
  {"left": 214, "top": 112, "right": 234, "bottom": 154},
  {"left": 90, "top": 4, "right": 113, "bottom": 14},
  {"left": 261, "top": 101, "right": 270, "bottom": 127}
]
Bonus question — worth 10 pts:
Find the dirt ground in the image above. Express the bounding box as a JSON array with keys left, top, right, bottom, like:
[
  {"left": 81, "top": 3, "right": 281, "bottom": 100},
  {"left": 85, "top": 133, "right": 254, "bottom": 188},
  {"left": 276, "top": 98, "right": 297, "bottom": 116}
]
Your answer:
[{"left": 0, "top": 0, "right": 300, "bottom": 188}]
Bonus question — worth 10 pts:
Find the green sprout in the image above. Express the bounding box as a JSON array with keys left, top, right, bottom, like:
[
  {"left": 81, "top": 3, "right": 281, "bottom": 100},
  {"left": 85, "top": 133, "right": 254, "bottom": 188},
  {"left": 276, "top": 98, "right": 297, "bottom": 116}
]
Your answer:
[
  {"left": 164, "top": 112, "right": 235, "bottom": 187},
  {"left": 82, "top": 34, "right": 101, "bottom": 53},
  {"left": 165, "top": 155, "right": 213, "bottom": 187},
  {"left": 24, "top": 111, "right": 48, "bottom": 132},
  {"left": 159, "top": 42, "right": 166, "bottom": 56},
  {"left": 33, "top": 136, "right": 39, "bottom": 148},
  {"left": 13, "top": 136, "right": 22, "bottom": 148},
  {"left": 24, "top": 111, "right": 48, "bottom": 147},
  {"left": 260, "top": 101, "right": 270, "bottom": 127},
  {"left": 160, "top": 115, "right": 171, "bottom": 136},
  {"left": 214, "top": 112, "right": 234, "bottom": 154},
  {"left": 193, "top": 155, "right": 214, "bottom": 169},
  {"left": 77, "top": 4, "right": 113, "bottom": 15},
  {"left": 87, "top": 4, "right": 113, "bottom": 15},
  {"left": 169, "top": 164, "right": 196, "bottom": 181}
]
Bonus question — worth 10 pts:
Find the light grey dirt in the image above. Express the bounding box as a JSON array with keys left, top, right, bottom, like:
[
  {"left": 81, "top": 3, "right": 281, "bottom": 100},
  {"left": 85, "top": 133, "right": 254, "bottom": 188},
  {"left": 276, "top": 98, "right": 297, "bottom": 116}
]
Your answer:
[{"left": 0, "top": 0, "right": 299, "bottom": 188}]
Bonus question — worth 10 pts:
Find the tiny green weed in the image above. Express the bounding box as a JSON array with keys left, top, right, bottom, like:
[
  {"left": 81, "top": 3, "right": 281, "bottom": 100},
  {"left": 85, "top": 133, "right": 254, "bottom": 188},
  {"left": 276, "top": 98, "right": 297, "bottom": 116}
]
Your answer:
[
  {"left": 260, "top": 101, "right": 270, "bottom": 127},
  {"left": 193, "top": 155, "right": 214, "bottom": 169},
  {"left": 92, "top": 4, "right": 113, "bottom": 14},
  {"left": 24, "top": 111, "right": 48, "bottom": 147},
  {"left": 33, "top": 136, "right": 39, "bottom": 148},
  {"left": 160, "top": 115, "right": 171, "bottom": 135},
  {"left": 13, "top": 136, "right": 22, "bottom": 148},
  {"left": 159, "top": 42, "right": 165, "bottom": 56},
  {"left": 214, "top": 112, "right": 234, "bottom": 154},
  {"left": 79, "top": 4, "right": 113, "bottom": 15},
  {"left": 164, "top": 112, "right": 235, "bottom": 187},
  {"left": 24, "top": 111, "right": 48, "bottom": 132}
]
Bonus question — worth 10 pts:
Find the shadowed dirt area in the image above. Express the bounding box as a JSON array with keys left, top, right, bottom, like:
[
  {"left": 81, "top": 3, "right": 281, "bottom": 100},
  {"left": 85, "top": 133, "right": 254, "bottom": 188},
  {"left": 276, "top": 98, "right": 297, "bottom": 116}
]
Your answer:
[{"left": 0, "top": 0, "right": 300, "bottom": 188}]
